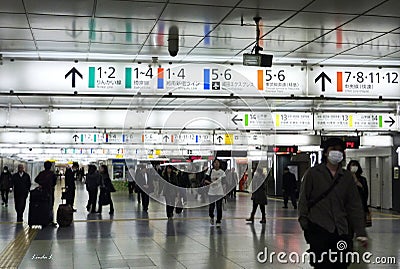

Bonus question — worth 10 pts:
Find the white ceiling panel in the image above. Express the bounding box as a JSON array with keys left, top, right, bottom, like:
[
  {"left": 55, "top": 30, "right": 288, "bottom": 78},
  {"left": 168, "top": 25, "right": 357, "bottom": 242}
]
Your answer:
[
  {"left": 282, "top": 12, "right": 355, "bottom": 29},
  {"left": 224, "top": 9, "right": 296, "bottom": 27},
  {"left": 94, "top": 18, "right": 156, "bottom": 34},
  {"left": 342, "top": 16, "right": 400, "bottom": 32},
  {"left": 0, "top": 1, "right": 25, "bottom": 13},
  {"left": 0, "top": 40, "right": 36, "bottom": 50},
  {"left": 89, "top": 43, "right": 142, "bottom": 54},
  {"left": 366, "top": 0, "right": 400, "bottom": 17},
  {"left": 95, "top": 0, "right": 165, "bottom": 19},
  {"left": 29, "top": 15, "right": 92, "bottom": 31},
  {"left": 32, "top": 29, "right": 90, "bottom": 42},
  {"left": 239, "top": 0, "right": 313, "bottom": 11},
  {"left": 304, "top": 0, "right": 386, "bottom": 14},
  {"left": 24, "top": 0, "right": 95, "bottom": 16},
  {"left": 0, "top": 28, "right": 33, "bottom": 40},
  {"left": 160, "top": 4, "right": 232, "bottom": 23},
  {"left": 0, "top": 13, "right": 29, "bottom": 28},
  {"left": 36, "top": 41, "right": 89, "bottom": 52}
]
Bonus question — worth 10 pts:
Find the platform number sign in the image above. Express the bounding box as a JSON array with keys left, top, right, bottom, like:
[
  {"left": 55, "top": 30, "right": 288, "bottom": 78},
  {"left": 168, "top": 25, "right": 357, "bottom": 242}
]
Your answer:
[{"left": 203, "top": 68, "right": 232, "bottom": 90}]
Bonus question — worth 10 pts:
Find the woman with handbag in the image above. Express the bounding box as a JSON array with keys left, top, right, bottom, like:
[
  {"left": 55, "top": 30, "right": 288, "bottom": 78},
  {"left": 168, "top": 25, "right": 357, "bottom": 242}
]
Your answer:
[{"left": 97, "top": 165, "right": 115, "bottom": 215}]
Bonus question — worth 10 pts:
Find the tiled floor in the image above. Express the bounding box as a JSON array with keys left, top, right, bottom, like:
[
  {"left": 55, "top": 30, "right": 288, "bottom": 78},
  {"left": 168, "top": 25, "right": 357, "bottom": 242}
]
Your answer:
[{"left": 0, "top": 181, "right": 399, "bottom": 268}]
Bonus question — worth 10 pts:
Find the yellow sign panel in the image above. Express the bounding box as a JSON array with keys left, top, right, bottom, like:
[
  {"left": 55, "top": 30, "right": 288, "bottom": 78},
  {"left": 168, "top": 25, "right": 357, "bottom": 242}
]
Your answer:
[
  {"left": 225, "top": 134, "right": 233, "bottom": 145},
  {"left": 155, "top": 149, "right": 161, "bottom": 155}
]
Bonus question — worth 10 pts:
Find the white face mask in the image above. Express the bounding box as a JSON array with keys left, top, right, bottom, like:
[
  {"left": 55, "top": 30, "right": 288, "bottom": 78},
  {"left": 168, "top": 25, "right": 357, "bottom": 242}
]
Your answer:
[
  {"left": 350, "top": 166, "right": 358, "bottom": 173},
  {"left": 327, "top": 150, "right": 343, "bottom": 165},
  {"left": 3, "top": 170, "right": 6, "bottom": 173}
]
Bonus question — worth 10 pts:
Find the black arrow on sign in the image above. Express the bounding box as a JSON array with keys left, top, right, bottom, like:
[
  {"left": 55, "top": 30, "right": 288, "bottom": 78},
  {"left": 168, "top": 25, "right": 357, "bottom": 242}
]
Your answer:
[
  {"left": 231, "top": 114, "right": 243, "bottom": 125},
  {"left": 384, "top": 116, "right": 395, "bottom": 127},
  {"left": 315, "top": 72, "right": 331, "bottom": 92},
  {"left": 163, "top": 135, "right": 169, "bottom": 142},
  {"left": 65, "top": 67, "right": 83, "bottom": 88},
  {"left": 217, "top": 136, "right": 223, "bottom": 143},
  {"left": 73, "top": 134, "right": 79, "bottom": 142}
]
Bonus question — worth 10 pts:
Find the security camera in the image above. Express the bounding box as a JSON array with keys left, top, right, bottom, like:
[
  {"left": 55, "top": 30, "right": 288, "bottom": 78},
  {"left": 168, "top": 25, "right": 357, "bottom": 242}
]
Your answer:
[{"left": 168, "top": 25, "right": 179, "bottom": 57}]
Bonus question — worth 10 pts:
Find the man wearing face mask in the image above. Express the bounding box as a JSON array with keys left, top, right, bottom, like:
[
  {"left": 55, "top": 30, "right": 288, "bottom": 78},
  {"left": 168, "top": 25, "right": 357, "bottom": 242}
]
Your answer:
[{"left": 298, "top": 137, "right": 367, "bottom": 269}]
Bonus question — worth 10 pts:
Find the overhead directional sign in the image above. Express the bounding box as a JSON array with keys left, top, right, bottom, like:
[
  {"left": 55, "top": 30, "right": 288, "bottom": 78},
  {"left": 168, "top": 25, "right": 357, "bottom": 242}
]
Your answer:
[
  {"left": 314, "top": 112, "right": 398, "bottom": 131},
  {"left": 229, "top": 112, "right": 313, "bottom": 130},
  {"left": 314, "top": 72, "right": 331, "bottom": 92},
  {"left": 65, "top": 67, "right": 83, "bottom": 88},
  {"left": 309, "top": 66, "right": 400, "bottom": 98}
]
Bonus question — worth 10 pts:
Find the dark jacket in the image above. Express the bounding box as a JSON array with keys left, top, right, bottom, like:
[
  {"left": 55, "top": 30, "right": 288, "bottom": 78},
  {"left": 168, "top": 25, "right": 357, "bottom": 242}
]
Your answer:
[
  {"left": 0, "top": 171, "right": 12, "bottom": 190},
  {"left": 162, "top": 172, "right": 178, "bottom": 198},
  {"left": 135, "top": 171, "right": 153, "bottom": 193},
  {"left": 12, "top": 172, "right": 31, "bottom": 197},
  {"left": 282, "top": 171, "right": 297, "bottom": 192},
  {"left": 298, "top": 163, "right": 367, "bottom": 237},
  {"left": 86, "top": 171, "right": 100, "bottom": 191},
  {"left": 100, "top": 173, "right": 114, "bottom": 193},
  {"left": 65, "top": 168, "right": 76, "bottom": 190},
  {"left": 35, "top": 170, "right": 57, "bottom": 194},
  {"left": 251, "top": 172, "right": 268, "bottom": 205},
  {"left": 178, "top": 172, "right": 191, "bottom": 188},
  {"left": 356, "top": 175, "right": 369, "bottom": 213}
]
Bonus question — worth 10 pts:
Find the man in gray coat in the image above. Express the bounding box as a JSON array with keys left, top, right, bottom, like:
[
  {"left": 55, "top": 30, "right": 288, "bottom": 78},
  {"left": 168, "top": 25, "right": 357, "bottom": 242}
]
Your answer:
[{"left": 298, "top": 137, "right": 367, "bottom": 269}]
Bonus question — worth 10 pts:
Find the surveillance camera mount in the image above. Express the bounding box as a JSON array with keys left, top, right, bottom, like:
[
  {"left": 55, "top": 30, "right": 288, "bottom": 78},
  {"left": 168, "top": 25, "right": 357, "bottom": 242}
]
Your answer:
[{"left": 252, "top": 16, "right": 263, "bottom": 54}]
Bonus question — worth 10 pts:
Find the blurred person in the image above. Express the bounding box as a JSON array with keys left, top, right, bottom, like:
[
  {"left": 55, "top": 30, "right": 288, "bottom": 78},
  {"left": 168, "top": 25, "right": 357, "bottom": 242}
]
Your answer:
[
  {"left": 162, "top": 165, "right": 178, "bottom": 219},
  {"left": 347, "top": 160, "right": 370, "bottom": 226},
  {"left": 35, "top": 161, "right": 57, "bottom": 227},
  {"left": 282, "top": 166, "right": 297, "bottom": 209},
  {"left": 204, "top": 159, "right": 226, "bottom": 227},
  {"left": 97, "top": 165, "right": 115, "bottom": 215},
  {"left": 298, "top": 137, "right": 368, "bottom": 269},
  {"left": 11, "top": 164, "right": 31, "bottom": 222},
  {"left": 64, "top": 162, "right": 79, "bottom": 212},
  {"left": 85, "top": 164, "right": 100, "bottom": 213},
  {"left": 246, "top": 167, "right": 268, "bottom": 224},
  {"left": 136, "top": 165, "right": 152, "bottom": 212},
  {"left": 127, "top": 167, "right": 136, "bottom": 194},
  {"left": 0, "top": 166, "right": 12, "bottom": 207}
]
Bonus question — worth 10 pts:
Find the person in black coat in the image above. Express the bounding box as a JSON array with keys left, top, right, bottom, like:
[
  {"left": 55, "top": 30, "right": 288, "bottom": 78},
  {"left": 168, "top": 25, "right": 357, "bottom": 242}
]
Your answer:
[
  {"left": 85, "top": 165, "right": 100, "bottom": 213},
  {"left": 64, "top": 162, "right": 79, "bottom": 212},
  {"left": 162, "top": 165, "right": 178, "bottom": 219},
  {"left": 135, "top": 165, "right": 152, "bottom": 212},
  {"left": 35, "top": 161, "right": 57, "bottom": 226},
  {"left": 11, "top": 164, "right": 31, "bottom": 222},
  {"left": 347, "top": 160, "right": 369, "bottom": 219},
  {"left": 246, "top": 167, "right": 268, "bottom": 224},
  {"left": 0, "top": 166, "right": 12, "bottom": 207},
  {"left": 97, "top": 165, "right": 115, "bottom": 215},
  {"left": 282, "top": 166, "right": 297, "bottom": 209}
]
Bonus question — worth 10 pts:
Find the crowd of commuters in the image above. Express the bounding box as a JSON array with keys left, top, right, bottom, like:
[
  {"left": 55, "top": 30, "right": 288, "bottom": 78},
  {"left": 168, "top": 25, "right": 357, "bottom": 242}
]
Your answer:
[{"left": 0, "top": 140, "right": 371, "bottom": 268}]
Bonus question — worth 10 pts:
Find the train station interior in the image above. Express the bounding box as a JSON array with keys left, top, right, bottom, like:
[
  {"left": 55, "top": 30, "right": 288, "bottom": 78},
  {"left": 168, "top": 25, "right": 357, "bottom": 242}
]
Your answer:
[{"left": 0, "top": 0, "right": 400, "bottom": 268}]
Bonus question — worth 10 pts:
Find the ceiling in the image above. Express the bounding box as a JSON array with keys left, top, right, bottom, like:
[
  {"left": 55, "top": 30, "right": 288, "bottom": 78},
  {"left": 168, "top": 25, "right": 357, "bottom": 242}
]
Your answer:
[
  {"left": 0, "top": 0, "right": 399, "bottom": 65},
  {"left": 0, "top": 0, "right": 399, "bottom": 161}
]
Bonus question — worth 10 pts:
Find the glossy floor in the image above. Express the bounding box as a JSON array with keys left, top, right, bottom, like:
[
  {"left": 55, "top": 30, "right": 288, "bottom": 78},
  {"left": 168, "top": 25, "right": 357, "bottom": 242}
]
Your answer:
[{"left": 0, "top": 181, "right": 399, "bottom": 269}]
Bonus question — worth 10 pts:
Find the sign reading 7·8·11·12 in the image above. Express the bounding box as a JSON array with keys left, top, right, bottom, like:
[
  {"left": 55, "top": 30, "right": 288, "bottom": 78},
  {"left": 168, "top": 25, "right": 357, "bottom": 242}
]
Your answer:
[{"left": 309, "top": 66, "right": 400, "bottom": 98}]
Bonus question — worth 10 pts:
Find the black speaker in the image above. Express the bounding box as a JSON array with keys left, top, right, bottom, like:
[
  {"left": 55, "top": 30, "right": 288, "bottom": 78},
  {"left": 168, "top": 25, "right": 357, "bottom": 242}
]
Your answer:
[{"left": 168, "top": 26, "right": 179, "bottom": 57}]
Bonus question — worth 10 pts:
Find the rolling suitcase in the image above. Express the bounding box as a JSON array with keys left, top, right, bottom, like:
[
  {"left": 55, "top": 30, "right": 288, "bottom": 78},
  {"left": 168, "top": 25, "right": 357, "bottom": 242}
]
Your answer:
[
  {"left": 57, "top": 187, "right": 73, "bottom": 227},
  {"left": 28, "top": 187, "right": 50, "bottom": 227}
]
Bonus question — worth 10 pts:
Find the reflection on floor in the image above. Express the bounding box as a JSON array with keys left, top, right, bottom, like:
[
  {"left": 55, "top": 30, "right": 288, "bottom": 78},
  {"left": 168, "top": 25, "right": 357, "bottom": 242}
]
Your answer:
[{"left": 0, "top": 181, "right": 399, "bottom": 269}]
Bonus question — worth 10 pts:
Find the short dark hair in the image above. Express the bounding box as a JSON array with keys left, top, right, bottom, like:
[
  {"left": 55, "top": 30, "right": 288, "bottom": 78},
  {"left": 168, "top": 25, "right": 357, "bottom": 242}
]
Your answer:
[{"left": 44, "top": 161, "right": 52, "bottom": 170}]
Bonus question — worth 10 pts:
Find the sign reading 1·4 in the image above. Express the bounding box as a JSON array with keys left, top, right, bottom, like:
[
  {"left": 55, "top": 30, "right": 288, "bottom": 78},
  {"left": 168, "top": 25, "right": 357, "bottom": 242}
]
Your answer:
[{"left": 309, "top": 66, "right": 400, "bottom": 98}]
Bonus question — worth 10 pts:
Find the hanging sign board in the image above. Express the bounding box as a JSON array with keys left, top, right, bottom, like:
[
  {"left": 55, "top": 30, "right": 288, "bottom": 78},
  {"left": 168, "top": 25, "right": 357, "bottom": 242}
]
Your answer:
[{"left": 309, "top": 66, "right": 400, "bottom": 98}]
